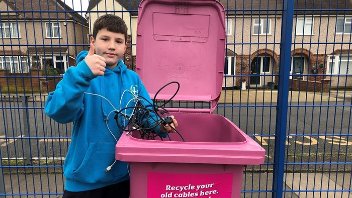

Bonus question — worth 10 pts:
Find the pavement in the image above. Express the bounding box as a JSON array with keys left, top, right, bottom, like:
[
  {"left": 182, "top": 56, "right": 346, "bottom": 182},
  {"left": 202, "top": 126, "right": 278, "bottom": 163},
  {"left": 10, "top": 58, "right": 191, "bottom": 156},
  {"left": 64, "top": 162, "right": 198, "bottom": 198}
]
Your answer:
[{"left": 219, "top": 89, "right": 352, "bottom": 103}]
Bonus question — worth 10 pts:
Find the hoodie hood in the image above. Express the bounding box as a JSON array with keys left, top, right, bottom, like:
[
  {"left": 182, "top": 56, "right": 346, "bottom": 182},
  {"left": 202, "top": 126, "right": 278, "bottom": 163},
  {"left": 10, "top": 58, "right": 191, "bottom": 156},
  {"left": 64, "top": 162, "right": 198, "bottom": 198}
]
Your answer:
[{"left": 76, "top": 50, "right": 88, "bottom": 65}]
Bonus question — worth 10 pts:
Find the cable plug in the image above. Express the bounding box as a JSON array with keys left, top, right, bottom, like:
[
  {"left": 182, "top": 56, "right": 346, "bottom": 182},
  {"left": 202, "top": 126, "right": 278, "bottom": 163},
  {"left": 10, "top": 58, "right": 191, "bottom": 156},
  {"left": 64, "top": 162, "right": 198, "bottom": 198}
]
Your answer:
[
  {"left": 105, "top": 160, "right": 117, "bottom": 172},
  {"left": 105, "top": 165, "right": 112, "bottom": 172}
]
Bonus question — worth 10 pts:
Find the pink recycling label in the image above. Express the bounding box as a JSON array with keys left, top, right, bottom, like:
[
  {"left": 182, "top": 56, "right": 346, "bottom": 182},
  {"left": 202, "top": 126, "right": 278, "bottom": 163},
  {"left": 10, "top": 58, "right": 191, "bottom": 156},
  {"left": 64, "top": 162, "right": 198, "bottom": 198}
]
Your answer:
[{"left": 147, "top": 172, "right": 233, "bottom": 198}]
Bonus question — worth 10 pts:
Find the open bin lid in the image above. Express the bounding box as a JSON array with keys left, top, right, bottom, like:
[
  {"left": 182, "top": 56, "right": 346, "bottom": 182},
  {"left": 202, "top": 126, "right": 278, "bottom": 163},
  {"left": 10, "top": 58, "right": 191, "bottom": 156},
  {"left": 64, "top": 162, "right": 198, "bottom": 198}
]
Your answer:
[{"left": 135, "top": 0, "right": 226, "bottom": 112}]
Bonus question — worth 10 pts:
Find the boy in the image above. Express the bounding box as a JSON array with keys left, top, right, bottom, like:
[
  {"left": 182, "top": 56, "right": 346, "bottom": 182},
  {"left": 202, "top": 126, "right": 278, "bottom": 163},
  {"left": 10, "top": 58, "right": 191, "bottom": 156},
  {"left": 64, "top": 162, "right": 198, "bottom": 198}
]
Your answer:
[{"left": 45, "top": 14, "right": 177, "bottom": 198}]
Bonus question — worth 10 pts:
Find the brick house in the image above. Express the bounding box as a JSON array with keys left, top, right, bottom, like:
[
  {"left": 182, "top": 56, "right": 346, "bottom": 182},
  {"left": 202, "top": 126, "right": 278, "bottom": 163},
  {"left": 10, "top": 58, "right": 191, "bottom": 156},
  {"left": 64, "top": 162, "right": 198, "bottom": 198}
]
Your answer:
[
  {"left": 0, "top": 0, "right": 89, "bottom": 92},
  {"left": 224, "top": 0, "right": 352, "bottom": 91}
]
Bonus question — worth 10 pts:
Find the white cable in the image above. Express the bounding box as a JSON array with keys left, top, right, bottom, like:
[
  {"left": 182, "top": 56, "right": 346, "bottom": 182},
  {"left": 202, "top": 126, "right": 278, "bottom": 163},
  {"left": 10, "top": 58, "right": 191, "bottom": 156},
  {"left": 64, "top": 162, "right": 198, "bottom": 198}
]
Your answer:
[
  {"left": 119, "top": 88, "right": 140, "bottom": 126},
  {"left": 120, "top": 89, "right": 138, "bottom": 108},
  {"left": 84, "top": 91, "right": 139, "bottom": 141},
  {"left": 85, "top": 90, "right": 141, "bottom": 173},
  {"left": 123, "top": 97, "right": 138, "bottom": 126},
  {"left": 84, "top": 92, "right": 118, "bottom": 110},
  {"left": 105, "top": 113, "right": 117, "bottom": 142}
]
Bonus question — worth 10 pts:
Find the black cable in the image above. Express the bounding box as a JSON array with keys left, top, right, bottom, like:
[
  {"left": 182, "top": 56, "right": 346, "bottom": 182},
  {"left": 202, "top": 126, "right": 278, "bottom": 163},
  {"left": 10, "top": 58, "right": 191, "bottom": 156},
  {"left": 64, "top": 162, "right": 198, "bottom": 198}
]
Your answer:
[
  {"left": 152, "top": 81, "right": 180, "bottom": 113},
  {"left": 114, "top": 81, "right": 185, "bottom": 141}
]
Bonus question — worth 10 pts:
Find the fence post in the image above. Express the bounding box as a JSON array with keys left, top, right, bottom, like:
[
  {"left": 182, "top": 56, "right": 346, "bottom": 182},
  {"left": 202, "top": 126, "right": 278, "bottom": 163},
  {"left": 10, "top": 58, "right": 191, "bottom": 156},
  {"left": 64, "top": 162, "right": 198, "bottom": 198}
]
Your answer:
[
  {"left": 22, "top": 96, "right": 32, "bottom": 165},
  {"left": 273, "top": 0, "right": 294, "bottom": 197},
  {"left": 0, "top": 92, "right": 5, "bottom": 196},
  {"left": 0, "top": 154, "right": 5, "bottom": 197}
]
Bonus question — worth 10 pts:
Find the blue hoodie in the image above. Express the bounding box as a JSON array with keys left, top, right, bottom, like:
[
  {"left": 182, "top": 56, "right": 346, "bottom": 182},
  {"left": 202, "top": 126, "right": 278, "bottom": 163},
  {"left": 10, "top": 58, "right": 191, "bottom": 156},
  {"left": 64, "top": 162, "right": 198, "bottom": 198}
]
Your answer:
[{"left": 45, "top": 51, "right": 164, "bottom": 192}]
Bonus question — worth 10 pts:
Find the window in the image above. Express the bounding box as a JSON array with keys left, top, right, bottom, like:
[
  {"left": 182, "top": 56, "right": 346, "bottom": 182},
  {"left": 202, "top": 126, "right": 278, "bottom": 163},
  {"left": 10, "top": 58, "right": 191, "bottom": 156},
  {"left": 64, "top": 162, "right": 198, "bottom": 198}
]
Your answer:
[
  {"left": 0, "top": 22, "right": 20, "bottom": 38},
  {"left": 327, "top": 55, "right": 352, "bottom": 75},
  {"left": 0, "top": 56, "right": 29, "bottom": 73},
  {"left": 252, "top": 56, "right": 272, "bottom": 73},
  {"left": 253, "top": 18, "right": 271, "bottom": 35},
  {"left": 224, "top": 56, "right": 235, "bottom": 75},
  {"left": 296, "top": 17, "right": 313, "bottom": 35},
  {"left": 31, "top": 56, "right": 41, "bottom": 69},
  {"left": 55, "top": 56, "right": 66, "bottom": 74},
  {"left": 46, "top": 22, "right": 61, "bottom": 38},
  {"left": 336, "top": 17, "right": 352, "bottom": 34},
  {"left": 262, "top": 57, "right": 271, "bottom": 73},
  {"left": 339, "top": 56, "right": 352, "bottom": 74},
  {"left": 42, "top": 57, "right": 54, "bottom": 68},
  {"left": 226, "top": 19, "right": 233, "bottom": 35},
  {"left": 34, "top": 55, "right": 67, "bottom": 74}
]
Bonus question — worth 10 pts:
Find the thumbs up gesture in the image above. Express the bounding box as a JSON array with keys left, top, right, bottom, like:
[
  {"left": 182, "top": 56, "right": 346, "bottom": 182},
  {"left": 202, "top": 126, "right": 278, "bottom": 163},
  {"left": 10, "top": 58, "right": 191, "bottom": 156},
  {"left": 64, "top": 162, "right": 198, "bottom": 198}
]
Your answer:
[{"left": 85, "top": 42, "right": 106, "bottom": 76}]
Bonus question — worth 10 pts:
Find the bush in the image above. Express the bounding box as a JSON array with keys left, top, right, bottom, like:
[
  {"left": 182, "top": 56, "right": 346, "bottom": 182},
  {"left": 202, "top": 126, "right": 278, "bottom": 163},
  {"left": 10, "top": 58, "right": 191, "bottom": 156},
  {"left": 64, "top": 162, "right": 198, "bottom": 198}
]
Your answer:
[{"left": 44, "top": 67, "right": 59, "bottom": 76}]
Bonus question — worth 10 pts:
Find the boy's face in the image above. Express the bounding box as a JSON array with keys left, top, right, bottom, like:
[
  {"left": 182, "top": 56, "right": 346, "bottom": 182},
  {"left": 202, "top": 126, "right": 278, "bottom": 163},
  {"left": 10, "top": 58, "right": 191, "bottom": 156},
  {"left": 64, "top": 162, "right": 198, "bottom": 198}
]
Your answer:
[{"left": 90, "top": 28, "right": 127, "bottom": 67}]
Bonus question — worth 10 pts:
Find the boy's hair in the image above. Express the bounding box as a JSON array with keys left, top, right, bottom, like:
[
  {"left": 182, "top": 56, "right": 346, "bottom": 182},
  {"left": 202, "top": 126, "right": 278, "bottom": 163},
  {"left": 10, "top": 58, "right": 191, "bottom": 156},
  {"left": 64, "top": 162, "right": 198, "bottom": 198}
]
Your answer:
[{"left": 92, "top": 14, "right": 128, "bottom": 41}]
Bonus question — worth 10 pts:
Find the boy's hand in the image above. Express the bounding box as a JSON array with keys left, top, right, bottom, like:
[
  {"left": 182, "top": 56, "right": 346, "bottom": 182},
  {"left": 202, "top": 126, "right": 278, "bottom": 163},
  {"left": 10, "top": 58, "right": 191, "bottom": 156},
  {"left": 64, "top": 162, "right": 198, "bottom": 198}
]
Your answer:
[
  {"left": 163, "top": 116, "right": 178, "bottom": 132},
  {"left": 85, "top": 43, "right": 106, "bottom": 76}
]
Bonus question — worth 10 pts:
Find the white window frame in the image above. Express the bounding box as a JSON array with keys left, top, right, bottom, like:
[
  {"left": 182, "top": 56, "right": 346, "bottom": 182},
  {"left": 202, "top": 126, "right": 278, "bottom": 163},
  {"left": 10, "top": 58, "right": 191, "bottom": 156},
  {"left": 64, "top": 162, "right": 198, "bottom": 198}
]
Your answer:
[
  {"left": 45, "top": 22, "right": 61, "bottom": 38},
  {"left": 0, "top": 56, "right": 29, "bottom": 73},
  {"left": 296, "top": 17, "right": 314, "bottom": 35},
  {"left": 37, "top": 55, "right": 67, "bottom": 72},
  {"left": 0, "top": 22, "right": 20, "bottom": 38},
  {"left": 326, "top": 55, "right": 352, "bottom": 75},
  {"left": 54, "top": 55, "right": 67, "bottom": 73},
  {"left": 225, "top": 56, "right": 236, "bottom": 76},
  {"left": 226, "top": 18, "right": 233, "bottom": 36},
  {"left": 251, "top": 56, "right": 272, "bottom": 74},
  {"left": 260, "top": 56, "right": 272, "bottom": 74},
  {"left": 253, "top": 18, "right": 271, "bottom": 35},
  {"left": 336, "top": 17, "right": 352, "bottom": 34}
]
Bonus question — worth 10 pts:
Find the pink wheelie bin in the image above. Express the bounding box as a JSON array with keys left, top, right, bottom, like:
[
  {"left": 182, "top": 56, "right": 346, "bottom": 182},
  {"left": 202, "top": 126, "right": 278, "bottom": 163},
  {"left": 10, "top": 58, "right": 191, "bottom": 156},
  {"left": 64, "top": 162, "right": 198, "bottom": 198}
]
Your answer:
[{"left": 116, "top": 0, "right": 265, "bottom": 197}]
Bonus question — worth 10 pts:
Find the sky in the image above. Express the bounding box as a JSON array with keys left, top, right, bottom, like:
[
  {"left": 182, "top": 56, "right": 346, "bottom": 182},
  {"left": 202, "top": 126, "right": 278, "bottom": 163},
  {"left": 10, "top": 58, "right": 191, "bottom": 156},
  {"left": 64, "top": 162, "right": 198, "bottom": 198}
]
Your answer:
[{"left": 64, "top": 0, "right": 89, "bottom": 12}]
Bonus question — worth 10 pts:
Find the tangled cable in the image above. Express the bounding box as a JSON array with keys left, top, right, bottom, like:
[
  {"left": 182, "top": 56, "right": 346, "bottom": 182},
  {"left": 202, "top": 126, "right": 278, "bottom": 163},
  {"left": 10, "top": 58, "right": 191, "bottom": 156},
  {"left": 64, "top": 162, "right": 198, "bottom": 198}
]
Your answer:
[{"left": 113, "top": 81, "right": 185, "bottom": 141}]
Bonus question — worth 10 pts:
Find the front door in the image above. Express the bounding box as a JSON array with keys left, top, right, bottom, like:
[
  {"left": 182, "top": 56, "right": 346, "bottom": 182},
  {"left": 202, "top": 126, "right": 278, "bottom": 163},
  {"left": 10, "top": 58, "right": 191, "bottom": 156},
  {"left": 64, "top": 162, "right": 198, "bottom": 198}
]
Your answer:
[
  {"left": 250, "top": 57, "right": 261, "bottom": 85},
  {"left": 292, "top": 56, "right": 305, "bottom": 79}
]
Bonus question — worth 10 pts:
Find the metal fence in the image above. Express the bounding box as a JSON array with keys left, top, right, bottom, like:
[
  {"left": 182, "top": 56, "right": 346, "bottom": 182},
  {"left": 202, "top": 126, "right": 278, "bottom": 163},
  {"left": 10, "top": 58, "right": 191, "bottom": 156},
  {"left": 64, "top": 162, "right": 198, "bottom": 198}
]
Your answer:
[{"left": 0, "top": 0, "right": 351, "bottom": 197}]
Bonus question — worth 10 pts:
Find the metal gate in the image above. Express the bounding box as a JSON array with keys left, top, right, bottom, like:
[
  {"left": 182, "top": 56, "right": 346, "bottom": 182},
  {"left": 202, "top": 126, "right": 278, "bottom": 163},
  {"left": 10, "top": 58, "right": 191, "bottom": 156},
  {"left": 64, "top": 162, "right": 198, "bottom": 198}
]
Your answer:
[{"left": 0, "top": 0, "right": 351, "bottom": 197}]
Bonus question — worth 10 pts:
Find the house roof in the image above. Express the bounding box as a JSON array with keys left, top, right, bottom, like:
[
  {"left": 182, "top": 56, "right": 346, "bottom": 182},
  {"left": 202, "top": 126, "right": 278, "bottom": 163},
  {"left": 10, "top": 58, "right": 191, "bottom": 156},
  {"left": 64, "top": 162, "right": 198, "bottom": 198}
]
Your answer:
[
  {"left": 2, "top": 0, "right": 88, "bottom": 25},
  {"left": 27, "top": 47, "right": 68, "bottom": 54},
  {"left": 87, "top": 0, "right": 352, "bottom": 15},
  {"left": 0, "top": 50, "right": 24, "bottom": 56},
  {"left": 88, "top": 0, "right": 141, "bottom": 16},
  {"left": 87, "top": 0, "right": 100, "bottom": 11}
]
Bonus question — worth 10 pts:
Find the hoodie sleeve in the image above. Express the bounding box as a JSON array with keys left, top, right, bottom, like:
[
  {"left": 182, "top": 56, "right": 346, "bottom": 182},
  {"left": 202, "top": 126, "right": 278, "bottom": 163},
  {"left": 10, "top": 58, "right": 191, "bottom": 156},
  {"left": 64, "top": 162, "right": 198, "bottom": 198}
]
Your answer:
[{"left": 44, "top": 53, "right": 96, "bottom": 124}]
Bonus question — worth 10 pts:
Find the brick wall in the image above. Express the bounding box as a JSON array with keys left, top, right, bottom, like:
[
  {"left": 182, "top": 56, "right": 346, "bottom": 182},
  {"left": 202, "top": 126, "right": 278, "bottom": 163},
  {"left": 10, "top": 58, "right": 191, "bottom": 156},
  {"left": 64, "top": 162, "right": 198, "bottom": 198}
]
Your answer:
[
  {"left": 290, "top": 79, "right": 331, "bottom": 92},
  {"left": 0, "top": 69, "right": 60, "bottom": 93},
  {"left": 124, "top": 35, "right": 135, "bottom": 70}
]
